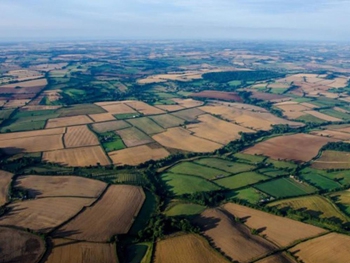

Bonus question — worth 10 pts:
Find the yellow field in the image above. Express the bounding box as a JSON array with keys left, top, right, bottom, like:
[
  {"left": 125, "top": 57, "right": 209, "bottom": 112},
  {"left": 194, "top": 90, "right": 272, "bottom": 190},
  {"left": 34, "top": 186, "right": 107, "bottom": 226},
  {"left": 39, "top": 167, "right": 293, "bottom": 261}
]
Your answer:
[
  {"left": 154, "top": 234, "right": 228, "bottom": 263},
  {"left": 46, "top": 115, "right": 93, "bottom": 128},
  {"left": 17, "top": 175, "right": 106, "bottom": 198},
  {"left": 223, "top": 203, "right": 326, "bottom": 247},
  {"left": 290, "top": 233, "right": 350, "bottom": 263},
  {"left": 0, "top": 170, "right": 13, "bottom": 206},
  {"left": 153, "top": 127, "right": 222, "bottom": 152},
  {"left": 109, "top": 144, "right": 170, "bottom": 166},
  {"left": 171, "top": 98, "right": 204, "bottom": 108},
  {"left": 64, "top": 125, "right": 100, "bottom": 148},
  {"left": 155, "top": 104, "right": 185, "bottom": 112},
  {"left": 0, "top": 78, "right": 47, "bottom": 88},
  {"left": 88, "top": 113, "right": 116, "bottom": 122},
  {"left": 55, "top": 185, "right": 145, "bottom": 242},
  {"left": 0, "top": 127, "right": 65, "bottom": 141},
  {"left": 125, "top": 101, "right": 165, "bottom": 115},
  {"left": 0, "top": 197, "right": 94, "bottom": 232},
  {"left": 46, "top": 239, "right": 118, "bottom": 263},
  {"left": 43, "top": 146, "right": 110, "bottom": 167},
  {"left": 98, "top": 102, "right": 137, "bottom": 114}
]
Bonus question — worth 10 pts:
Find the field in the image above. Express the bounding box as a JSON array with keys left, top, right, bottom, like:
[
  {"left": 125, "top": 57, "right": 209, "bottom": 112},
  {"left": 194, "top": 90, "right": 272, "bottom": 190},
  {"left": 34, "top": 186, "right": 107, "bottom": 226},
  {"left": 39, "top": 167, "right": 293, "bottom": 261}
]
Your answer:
[
  {"left": 153, "top": 127, "right": 221, "bottom": 152},
  {"left": 194, "top": 208, "right": 276, "bottom": 262},
  {"left": 0, "top": 170, "right": 13, "bottom": 206},
  {"left": 64, "top": 125, "right": 100, "bottom": 148},
  {"left": 168, "top": 161, "right": 230, "bottom": 180},
  {"left": 256, "top": 253, "right": 296, "bottom": 263},
  {"left": 97, "top": 101, "right": 137, "bottom": 114},
  {"left": 227, "top": 187, "right": 267, "bottom": 204},
  {"left": 0, "top": 197, "right": 94, "bottom": 232},
  {"left": 42, "top": 146, "right": 110, "bottom": 167},
  {"left": 194, "top": 158, "right": 255, "bottom": 174},
  {"left": 165, "top": 202, "right": 206, "bottom": 216},
  {"left": 108, "top": 144, "right": 169, "bottom": 166},
  {"left": 304, "top": 110, "right": 341, "bottom": 122},
  {"left": 91, "top": 120, "right": 130, "bottom": 133},
  {"left": 310, "top": 129, "right": 350, "bottom": 140},
  {"left": 155, "top": 104, "right": 184, "bottom": 112},
  {"left": 290, "top": 233, "right": 350, "bottom": 263},
  {"left": 255, "top": 178, "right": 317, "bottom": 198},
  {"left": 124, "top": 242, "right": 152, "bottom": 263},
  {"left": 150, "top": 114, "right": 185, "bottom": 128},
  {"left": 223, "top": 203, "right": 326, "bottom": 247},
  {"left": 88, "top": 112, "right": 116, "bottom": 122},
  {"left": 126, "top": 117, "right": 165, "bottom": 135},
  {"left": 190, "top": 90, "right": 242, "bottom": 101},
  {"left": 161, "top": 173, "right": 220, "bottom": 195},
  {"left": 57, "top": 104, "right": 106, "bottom": 117},
  {"left": 16, "top": 175, "right": 107, "bottom": 198},
  {"left": 46, "top": 239, "right": 118, "bottom": 263},
  {"left": 55, "top": 185, "right": 145, "bottom": 242},
  {"left": 0, "top": 227, "right": 45, "bottom": 263},
  {"left": 154, "top": 234, "right": 228, "bottom": 263},
  {"left": 243, "top": 133, "right": 337, "bottom": 162},
  {"left": 330, "top": 190, "right": 350, "bottom": 216},
  {"left": 125, "top": 100, "right": 165, "bottom": 115},
  {"left": 268, "top": 195, "right": 348, "bottom": 223},
  {"left": 171, "top": 98, "right": 204, "bottom": 108},
  {"left": 46, "top": 115, "right": 93, "bottom": 128},
  {"left": 312, "top": 150, "right": 350, "bottom": 169},
  {"left": 215, "top": 172, "right": 268, "bottom": 189},
  {"left": 171, "top": 108, "right": 205, "bottom": 121},
  {"left": 116, "top": 127, "right": 153, "bottom": 147},
  {"left": 0, "top": 127, "right": 65, "bottom": 140},
  {"left": 299, "top": 169, "right": 342, "bottom": 190}
]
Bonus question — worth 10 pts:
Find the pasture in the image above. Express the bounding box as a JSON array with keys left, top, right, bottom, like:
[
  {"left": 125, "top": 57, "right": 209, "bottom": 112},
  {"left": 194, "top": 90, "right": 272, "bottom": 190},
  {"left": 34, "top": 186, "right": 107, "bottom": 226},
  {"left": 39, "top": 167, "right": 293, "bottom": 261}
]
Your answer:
[
  {"left": 215, "top": 172, "right": 268, "bottom": 190},
  {"left": 169, "top": 162, "right": 230, "bottom": 180},
  {"left": 126, "top": 117, "right": 165, "bottom": 135},
  {"left": 165, "top": 202, "right": 206, "bottom": 216},
  {"left": 116, "top": 127, "right": 153, "bottom": 147},
  {"left": 194, "top": 157, "right": 254, "bottom": 174},
  {"left": 299, "top": 169, "right": 342, "bottom": 190},
  {"left": 227, "top": 187, "right": 267, "bottom": 204}
]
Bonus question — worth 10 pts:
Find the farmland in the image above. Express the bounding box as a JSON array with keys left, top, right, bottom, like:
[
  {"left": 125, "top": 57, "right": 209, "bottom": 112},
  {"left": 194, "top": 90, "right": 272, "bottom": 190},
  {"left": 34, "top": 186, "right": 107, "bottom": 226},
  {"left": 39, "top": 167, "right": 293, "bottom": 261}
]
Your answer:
[
  {"left": 194, "top": 158, "right": 254, "bottom": 174},
  {"left": 312, "top": 150, "right": 350, "bottom": 169},
  {"left": 215, "top": 172, "right": 268, "bottom": 189},
  {"left": 0, "top": 170, "right": 13, "bottom": 206},
  {"left": 64, "top": 125, "right": 100, "bottom": 148}
]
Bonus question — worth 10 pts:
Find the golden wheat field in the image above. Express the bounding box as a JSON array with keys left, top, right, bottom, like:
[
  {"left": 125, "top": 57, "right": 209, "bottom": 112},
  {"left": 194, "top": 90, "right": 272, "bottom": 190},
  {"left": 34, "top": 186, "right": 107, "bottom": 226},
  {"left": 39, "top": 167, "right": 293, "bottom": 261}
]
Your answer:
[{"left": 64, "top": 125, "right": 100, "bottom": 148}]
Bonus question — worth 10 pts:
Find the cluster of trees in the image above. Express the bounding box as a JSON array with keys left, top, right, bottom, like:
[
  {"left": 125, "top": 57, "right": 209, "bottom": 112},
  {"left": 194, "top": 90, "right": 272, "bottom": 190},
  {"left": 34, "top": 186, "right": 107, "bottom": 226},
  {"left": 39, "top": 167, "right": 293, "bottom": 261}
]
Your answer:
[
  {"left": 202, "top": 70, "right": 284, "bottom": 83},
  {"left": 322, "top": 142, "right": 350, "bottom": 152}
]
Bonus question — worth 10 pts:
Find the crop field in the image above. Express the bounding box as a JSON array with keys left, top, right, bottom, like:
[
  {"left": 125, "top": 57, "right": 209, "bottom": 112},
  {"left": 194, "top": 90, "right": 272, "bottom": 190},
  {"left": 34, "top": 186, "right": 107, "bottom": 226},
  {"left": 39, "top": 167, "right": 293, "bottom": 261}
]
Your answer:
[
  {"left": 155, "top": 104, "right": 185, "bottom": 112},
  {"left": 223, "top": 203, "right": 326, "bottom": 247},
  {"left": 161, "top": 173, "right": 220, "bottom": 195},
  {"left": 233, "top": 153, "right": 266, "bottom": 164},
  {"left": 91, "top": 120, "right": 130, "bottom": 133},
  {"left": 154, "top": 234, "right": 228, "bottom": 263},
  {"left": 312, "top": 150, "right": 350, "bottom": 169},
  {"left": 227, "top": 187, "right": 268, "bottom": 204},
  {"left": 255, "top": 178, "right": 317, "bottom": 198},
  {"left": 116, "top": 127, "right": 153, "bottom": 147},
  {"left": 256, "top": 253, "right": 296, "bottom": 263},
  {"left": 258, "top": 168, "right": 289, "bottom": 177},
  {"left": 290, "top": 233, "right": 350, "bottom": 263},
  {"left": 313, "top": 169, "right": 350, "bottom": 186},
  {"left": 125, "top": 101, "right": 165, "bottom": 115},
  {"left": 152, "top": 127, "right": 221, "bottom": 152},
  {"left": 215, "top": 172, "right": 268, "bottom": 189},
  {"left": 124, "top": 242, "right": 152, "bottom": 263},
  {"left": 16, "top": 175, "right": 107, "bottom": 198},
  {"left": 0, "top": 78, "right": 47, "bottom": 88},
  {"left": 269, "top": 195, "right": 348, "bottom": 223},
  {"left": 55, "top": 185, "right": 145, "bottom": 242},
  {"left": 0, "top": 170, "right": 13, "bottom": 206},
  {"left": 64, "top": 125, "right": 100, "bottom": 148},
  {"left": 171, "top": 98, "right": 204, "bottom": 108},
  {"left": 0, "top": 127, "right": 65, "bottom": 140},
  {"left": 0, "top": 227, "right": 45, "bottom": 263},
  {"left": 97, "top": 102, "right": 137, "bottom": 114},
  {"left": 88, "top": 113, "right": 116, "bottom": 122},
  {"left": 194, "top": 208, "right": 276, "bottom": 262},
  {"left": 169, "top": 161, "right": 230, "bottom": 180},
  {"left": 46, "top": 115, "right": 93, "bottom": 128},
  {"left": 126, "top": 117, "right": 165, "bottom": 135},
  {"left": 108, "top": 144, "right": 169, "bottom": 166},
  {"left": 57, "top": 104, "right": 106, "bottom": 117},
  {"left": 330, "top": 190, "right": 350, "bottom": 216},
  {"left": 186, "top": 114, "right": 253, "bottom": 144},
  {"left": 46, "top": 239, "right": 118, "bottom": 263},
  {"left": 0, "top": 197, "right": 94, "bottom": 232},
  {"left": 243, "top": 133, "right": 337, "bottom": 162},
  {"left": 42, "top": 146, "right": 110, "bottom": 167},
  {"left": 150, "top": 114, "right": 185, "bottom": 128},
  {"left": 304, "top": 110, "right": 341, "bottom": 122},
  {"left": 171, "top": 107, "right": 205, "bottom": 121},
  {"left": 299, "top": 169, "right": 342, "bottom": 190},
  {"left": 194, "top": 158, "right": 254, "bottom": 174},
  {"left": 310, "top": 130, "right": 350, "bottom": 140},
  {"left": 165, "top": 202, "right": 206, "bottom": 216},
  {"left": 190, "top": 90, "right": 242, "bottom": 101}
]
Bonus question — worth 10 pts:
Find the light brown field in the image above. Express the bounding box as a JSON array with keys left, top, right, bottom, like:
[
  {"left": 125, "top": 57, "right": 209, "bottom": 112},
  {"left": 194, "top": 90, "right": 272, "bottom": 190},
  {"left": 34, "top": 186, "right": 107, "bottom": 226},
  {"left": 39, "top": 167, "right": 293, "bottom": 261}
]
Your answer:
[
  {"left": 3, "top": 99, "right": 31, "bottom": 108},
  {"left": 0, "top": 227, "right": 45, "bottom": 263},
  {"left": 98, "top": 102, "right": 137, "bottom": 114},
  {"left": 137, "top": 71, "right": 205, "bottom": 84},
  {"left": 125, "top": 101, "right": 165, "bottom": 115},
  {"left": 46, "top": 239, "right": 118, "bottom": 263},
  {"left": 310, "top": 130, "right": 350, "bottom": 140},
  {"left": 290, "top": 233, "right": 350, "bottom": 263},
  {"left": 88, "top": 113, "right": 116, "bottom": 122},
  {"left": 150, "top": 114, "right": 185, "bottom": 128},
  {"left": 0, "top": 170, "right": 13, "bottom": 206},
  {"left": 0, "top": 127, "right": 65, "bottom": 141},
  {"left": 187, "top": 114, "right": 254, "bottom": 144},
  {"left": 22, "top": 105, "right": 62, "bottom": 111},
  {"left": 31, "top": 62, "right": 68, "bottom": 71},
  {"left": 255, "top": 253, "right": 296, "bottom": 263},
  {"left": 109, "top": 144, "right": 170, "bottom": 166},
  {"left": 327, "top": 77, "right": 349, "bottom": 88},
  {"left": 300, "top": 102, "right": 318, "bottom": 109},
  {"left": 46, "top": 115, "right": 93, "bottom": 128},
  {"left": 0, "top": 134, "right": 64, "bottom": 154},
  {"left": 154, "top": 234, "right": 228, "bottom": 263},
  {"left": 155, "top": 104, "right": 185, "bottom": 112},
  {"left": 54, "top": 185, "right": 145, "bottom": 242},
  {"left": 0, "top": 78, "right": 47, "bottom": 88},
  {"left": 16, "top": 175, "right": 106, "bottom": 198},
  {"left": 43, "top": 146, "right": 110, "bottom": 167},
  {"left": 171, "top": 98, "right": 204, "bottom": 108},
  {"left": 304, "top": 110, "right": 341, "bottom": 122},
  {"left": 312, "top": 150, "right": 350, "bottom": 169},
  {"left": 64, "top": 125, "right": 99, "bottom": 148},
  {"left": 91, "top": 120, "right": 130, "bottom": 133},
  {"left": 116, "top": 127, "right": 153, "bottom": 147},
  {"left": 6, "top": 69, "right": 43, "bottom": 82},
  {"left": 333, "top": 106, "right": 349, "bottom": 114},
  {"left": 153, "top": 127, "right": 222, "bottom": 152},
  {"left": 194, "top": 209, "right": 276, "bottom": 262},
  {"left": 223, "top": 203, "right": 326, "bottom": 247},
  {"left": 275, "top": 104, "right": 310, "bottom": 119},
  {"left": 0, "top": 197, "right": 94, "bottom": 232},
  {"left": 243, "top": 133, "right": 337, "bottom": 162},
  {"left": 171, "top": 107, "right": 205, "bottom": 121}
]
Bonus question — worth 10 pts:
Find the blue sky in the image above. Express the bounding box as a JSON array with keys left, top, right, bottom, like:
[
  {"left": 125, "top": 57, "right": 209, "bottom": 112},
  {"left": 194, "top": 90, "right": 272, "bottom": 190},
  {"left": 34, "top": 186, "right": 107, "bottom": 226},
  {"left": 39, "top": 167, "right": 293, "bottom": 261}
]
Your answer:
[{"left": 1, "top": 0, "right": 350, "bottom": 41}]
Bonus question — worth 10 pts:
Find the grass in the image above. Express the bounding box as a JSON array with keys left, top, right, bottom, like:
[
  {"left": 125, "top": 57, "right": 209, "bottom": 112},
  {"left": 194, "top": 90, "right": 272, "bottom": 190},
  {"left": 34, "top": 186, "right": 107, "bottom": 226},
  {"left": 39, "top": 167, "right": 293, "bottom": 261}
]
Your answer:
[
  {"left": 57, "top": 103, "right": 106, "bottom": 117},
  {"left": 214, "top": 172, "right": 268, "bottom": 190},
  {"left": 194, "top": 158, "right": 254, "bottom": 174},
  {"left": 125, "top": 243, "right": 152, "bottom": 263},
  {"left": 126, "top": 117, "right": 165, "bottom": 135},
  {"left": 103, "top": 139, "right": 125, "bottom": 152},
  {"left": 165, "top": 202, "right": 206, "bottom": 217},
  {"left": 300, "top": 170, "right": 342, "bottom": 191},
  {"left": 330, "top": 190, "right": 350, "bottom": 217},
  {"left": 0, "top": 119, "right": 46, "bottom": 132},
  {"left": 296, "top": 114, "right": 325, "bottom": 124},
  {"left": 169, "top": 162, "right": 230, "bottom": 180},
  {"left": 255, "top": 178, "right": 317, "bottom": 198},
  {"left": 308, "top": 168, "right": 350, "bottom": 186},
  {"left": 114, "top": 113, "right": 141, "bottom": 120},
  {"left": 226, "top": 187, "right": 268, "bottom": 204},
  {"left": 0, "top": 109, "right": 14, "bottom": 120},
  {"left": 265, "top": 158, "right": 297, "bottom": 169},
  {"left": 228, "top": 80, "right": 241, "bottom": 87},
  {"left": 233, "top": 153, "right": 266, "bottom": 164},
  {"left": 258, "top": 168, "right": 289, "bottom": 177},
  {"left": 320, "top": 109, "right": 350, "bottom": 121},
  {"left": 292, "top": 97, "right": 314, "bottom": 103},
  {"left": 161, "top": 173, "right": 220, "bottom": 196}
]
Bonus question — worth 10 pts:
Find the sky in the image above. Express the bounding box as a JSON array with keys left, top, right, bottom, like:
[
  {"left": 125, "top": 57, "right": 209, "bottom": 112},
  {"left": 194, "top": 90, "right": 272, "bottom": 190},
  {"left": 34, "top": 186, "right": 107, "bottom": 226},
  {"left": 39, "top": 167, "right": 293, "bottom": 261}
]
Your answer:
[{"left": 1, "top": 0, "right": 350, "bottom": 41}]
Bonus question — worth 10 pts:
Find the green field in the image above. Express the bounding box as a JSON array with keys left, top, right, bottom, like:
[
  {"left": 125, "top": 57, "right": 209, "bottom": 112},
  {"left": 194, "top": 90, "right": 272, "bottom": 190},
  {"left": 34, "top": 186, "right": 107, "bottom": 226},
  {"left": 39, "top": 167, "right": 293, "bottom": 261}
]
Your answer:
[
  {"left": 124, "top": 242, "right": 153, "bottom": 263},
  {"left": 103, "top": 139, "right": 125, "bottom": 152},
  {"left": 330, "top": 190, "right": 350, "bottom": 216},
  {"left": 0, "top": 119, "right": 46, "bottom": 132},
  {"left": 233, "top": 153, "right": 266, "bottom": 164},
  {"left": 255, "top": 178, "right": 317, "bottom": 198},
  {"left": 114, "top": 113, "right": 141, "bottom": 120},
  {"left": 300, "top": 170, "right": 342, "bottom": 191},
  {"left": 258, "top": 168, "right": 289, "bottom": 177},
  {"left": 0, "top": 109, "right": 14, "bottom": 120},
  {"left": 194, "top": 158, "right": 254, "bottom": 174},
  {"left": 57, "top": 103, "right": 106, "bottom": 116},
  {"left": 126, "top": 117, "right": 165, "bottom": 135},
  {"left": 265, "top": 158, "right": 297, "bottom": 169},
  {"left": 226, "top": 187, "right": 268, "bottom": 204},
  {"left": 165, "top": 202, "right": 206, "bottom": 217},
  {"left": 214, "top": 172, "right": 268, "bottom": 190},
  {"left": 320, "top": 108, "right": 350, "bottom": 120},
  {"left": 150, "top": 114, "right": 185, "bottom": 128},
  {"left": 228, "top": 80, "right": 241, "bottom": 87},
  {"left": 169, "top": 162, "right": 230, "bottom": 180},
  {"left": 296, "top": 114, "right": 325, "bottom": 124},
  {"left": 161, "top": 173, "right": 220, "bottom": 195}
]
